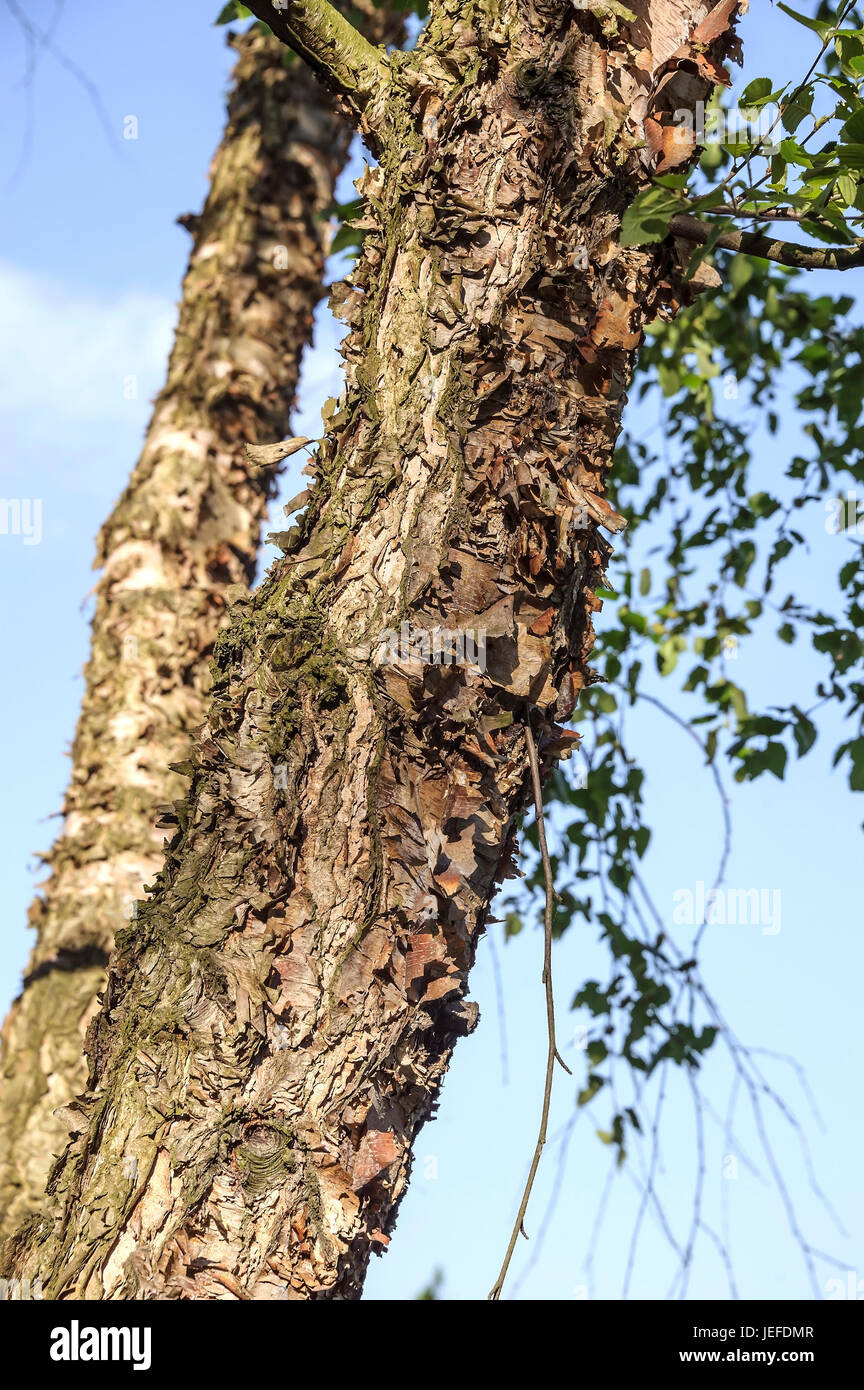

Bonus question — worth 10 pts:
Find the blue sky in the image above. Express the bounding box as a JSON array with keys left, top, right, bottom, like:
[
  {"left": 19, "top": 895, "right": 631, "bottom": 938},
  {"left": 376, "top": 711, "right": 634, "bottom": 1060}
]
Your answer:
[{"left": 0, "top": 1, "right": 862, "bottom": 1301}]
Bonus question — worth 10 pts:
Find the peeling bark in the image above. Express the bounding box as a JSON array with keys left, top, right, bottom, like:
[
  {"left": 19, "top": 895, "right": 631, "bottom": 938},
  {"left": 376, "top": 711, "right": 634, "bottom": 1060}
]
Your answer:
[
  {"left": 0, "top": 26, "right": 364, "bottom": 1238},
  {"left": 5, "top": 0, "right": 743, "bottom": 1299}
]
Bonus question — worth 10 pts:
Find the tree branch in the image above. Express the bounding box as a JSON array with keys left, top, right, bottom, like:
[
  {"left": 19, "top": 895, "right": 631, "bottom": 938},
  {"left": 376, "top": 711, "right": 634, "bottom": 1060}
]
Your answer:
[
  {"left": 670, "top": 212, "right": 864, "bottom": 272},
  {"left": 243, "top": 0, "right": 390, "bottom": 123},
  {"left": 488, "top": 714, "right": 571, "bottom": 1302}
]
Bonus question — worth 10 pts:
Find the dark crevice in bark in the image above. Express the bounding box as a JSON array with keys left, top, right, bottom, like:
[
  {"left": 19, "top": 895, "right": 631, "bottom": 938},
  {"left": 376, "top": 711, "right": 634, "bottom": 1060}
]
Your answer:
[{"left": 21, "top": 951, "right": 112, "bottom": 991}]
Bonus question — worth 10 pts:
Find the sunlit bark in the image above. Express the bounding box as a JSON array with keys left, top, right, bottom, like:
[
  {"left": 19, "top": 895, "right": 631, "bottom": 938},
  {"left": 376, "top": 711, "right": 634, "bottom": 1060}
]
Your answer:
[
  {"left": 0, "top": 21, "right": 370, "bottom": 1237},
  {"left": 4, "top": 0, "right": 743, "bottom": 1298}
]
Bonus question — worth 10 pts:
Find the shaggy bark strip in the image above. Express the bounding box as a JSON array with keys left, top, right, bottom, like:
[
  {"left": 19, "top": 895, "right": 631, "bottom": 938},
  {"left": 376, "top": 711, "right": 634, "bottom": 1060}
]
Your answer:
[
  {"left": 0, "top": 22, "right": 387, "bottom": 1239},
  {"left": 5, "top": 0, "right": 743, "bottom": 1299}
]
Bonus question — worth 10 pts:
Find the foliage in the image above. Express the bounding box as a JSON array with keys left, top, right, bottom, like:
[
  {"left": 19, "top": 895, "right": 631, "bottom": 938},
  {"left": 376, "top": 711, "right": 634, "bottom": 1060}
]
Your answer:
[
  {"left": 504, "top": 1, "right": 864, "bottom": 1165},
  {"left": 623, "top": 2, "right": 864, "bottom": 254}
]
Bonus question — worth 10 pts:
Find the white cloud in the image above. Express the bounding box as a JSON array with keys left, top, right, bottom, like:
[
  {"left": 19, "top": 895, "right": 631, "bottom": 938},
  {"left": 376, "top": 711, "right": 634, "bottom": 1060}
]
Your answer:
[{"left": 0, "top": 261, "right": 175, "bottom": 436}]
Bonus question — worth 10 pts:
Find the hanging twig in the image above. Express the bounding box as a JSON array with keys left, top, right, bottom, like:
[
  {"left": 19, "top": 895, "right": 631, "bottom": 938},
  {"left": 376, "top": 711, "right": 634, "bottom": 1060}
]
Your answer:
[{"left": 488, "top": 712, "right": 571, "bottom": 1301}]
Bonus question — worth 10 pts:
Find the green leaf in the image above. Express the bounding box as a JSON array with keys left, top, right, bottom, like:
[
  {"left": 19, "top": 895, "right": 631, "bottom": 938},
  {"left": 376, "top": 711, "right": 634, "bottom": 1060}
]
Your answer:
[
  {"left": 330, "top": 222, "right": 365, "bottom": 256},
  {"left": 838, "top": 173, "right": 859, "bottom": 208},
  {"left": 657, "top": 636, "right": 684, "bottom": 676},
  {"left": 835, "top": 143, "right": 864, "bottom": 170},
  {"left": 734, "top": 737, "right": 789, "bottom": 782},
  {"left": 504, "top": 911, "right": 523, "bottom": 940},
  {"left": 621, "top": 187, "right": 680, "bottom": 246},
  {"left": 791, "top": 707, "right": 817, "bottom": 757},
  {"left": 742, "top": 78, "right": 774, "bottom": 106},
  {"left": 842, "top": 109, "right": 864, "bottom": 143},
  {"left": 594, "top": 689, "right": 618, "bottom": 714},
  {"left": 847, "top": 739, "right": 864, "bottom": 791},
  {"left": 577, "top": 1075, "right": 606, "bottom": 1107},
  {"left": 777, "top": 2, "right": 833, "bottom": 37},
  {"left": 215, "top": 1, "right": 251, "bottom": 23},
  {"left": 633, "top": 825, "right": 651, "bottom": 858},
  {"left": 782, "top": 89, "right": 814, "bottom": 134}
]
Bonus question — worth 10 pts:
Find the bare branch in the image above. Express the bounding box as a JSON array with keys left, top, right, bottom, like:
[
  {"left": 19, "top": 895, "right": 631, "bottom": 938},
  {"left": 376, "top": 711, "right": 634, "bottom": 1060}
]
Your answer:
[
  {"left": 243, "top": 0, "right": 391, "bottom": 123},
  {"left": 670, "top": 212, "right": 864, "bottom": 272}
]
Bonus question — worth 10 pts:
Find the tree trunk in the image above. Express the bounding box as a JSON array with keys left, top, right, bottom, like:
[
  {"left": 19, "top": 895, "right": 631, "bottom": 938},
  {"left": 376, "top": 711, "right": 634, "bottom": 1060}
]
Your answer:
[
  {"left": 0, "top": 26, "right": 359, "bottom": 1239},
  {"left": 5, "top": 0, "right": 742, "bottom": 1299}
]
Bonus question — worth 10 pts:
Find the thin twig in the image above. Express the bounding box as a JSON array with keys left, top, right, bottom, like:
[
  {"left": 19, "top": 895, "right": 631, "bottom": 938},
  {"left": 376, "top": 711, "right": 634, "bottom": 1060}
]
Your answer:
[
  {"left": 488, "top": 922, "right": 510, "bottom": 1087},
  {"left": 488, "top": 713, "right": 570, "bottom": 1301}
]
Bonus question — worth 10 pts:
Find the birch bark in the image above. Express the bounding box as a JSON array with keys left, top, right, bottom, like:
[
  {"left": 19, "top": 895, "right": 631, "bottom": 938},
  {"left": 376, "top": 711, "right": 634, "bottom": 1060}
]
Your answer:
[
  {"left": 4, "top": 0, "right": 743, "bottom": 1299},
  {"left": 0, "top": 19, "right": 378, "bottom": 1237}
]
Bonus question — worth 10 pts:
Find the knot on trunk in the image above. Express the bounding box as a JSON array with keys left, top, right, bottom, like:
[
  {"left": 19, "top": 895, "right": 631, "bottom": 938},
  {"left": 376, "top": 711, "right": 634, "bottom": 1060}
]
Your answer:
[{"left": 235, "top": 1122, "right": 297, "bottom": 1194}]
